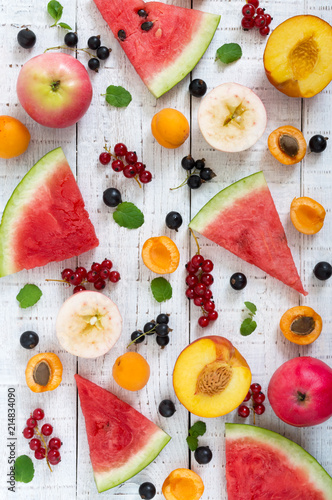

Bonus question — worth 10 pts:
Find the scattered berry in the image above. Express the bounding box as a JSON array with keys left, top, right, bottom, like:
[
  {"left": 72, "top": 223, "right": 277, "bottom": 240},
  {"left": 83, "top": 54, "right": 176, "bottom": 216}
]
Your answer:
[
  {"left": 243, "top": 391, "right": 251, "bottom": 402},
  {"left": 208, "top": 310, "right": 218, "bottom": 321},
  {"left": 29, "top": 438, "right": 41, "bottom": 451},
  {"left": 23, "top": 427, "right": 34, "bottom": 439},
  {"left": 64, "top": 32, "right": 78, "bottom": 47},
  {"left": 125, "top": 151, "right": 138, "bottom": 164},
  {"left": 20, "top": 331, "right": 39, "bottom": 349},
  {"left": 200, "top": 168, "right": 215, "bottom": 181},
  {"left": 264, "top": 13, "right": 272, "bottom": 25},
  {"left": 256, "top": 7, "right": 265, "bottom": 15},
  {"left": 156, "top": 313, "right": 169, "bottom": 324},
  {"left": 165, "top": 211, "right": 183, "bottom": 231},
  {"left": 189, "top": 79, "right": 207, "bottom": 98},
  {"left": 99, "top": 151, "right": 111, "bottom": 165},
  {"left": 62, "top": 268, "right": 74, "bottom": 281},
  {"left": 309, "top": 135, "right": 328, "bottom": 153},
  {"left": 230, "top": 272, "right": 247, "bottom": 290},
  {"left": 253, "top": 391, "right": 266, "bottom": 404},
  {"left": 242, "top": 4, "right": 256, "bottom": 18},
  {"left": 254, "top": 15, "right": 266, "bottom": 27},
  {"left": 109, "top": 271, "right": 120, "bottom": 283},
  {"left": 87, "top": 35, "right": 101, "bottom": 50},
  {"left": 73, "top": 285, "right": 86, "bottom": 293},
  {"left": 159, "top": 399, "right": 176, "bottom": 417},
  {"left": 111, "top": 159, "right": 124, "bottom": 172},
  {"left": 156, "top": 335, "right": 169, "bottom": 347},
  {"left": 254, "top": 403, "right": 265, "bottom": 415},
  {"left": 139, "top": 482, "right": 156, "bottom": 499},
  {"left": 88, "top": 57, "right": 100, "bottom": 71},
  {"left": 131, "top": 330, "right": 145, "bottom": 344},
  {"left": 96, "top": 46, "right": 110, "bottom": 60},
  {"left": 198, "top": 316, "right": 210, "bottom": 328},
  {"left": 203, "top": 300, "right": 215, "bottom": 312},
  {"left": 195, "top": 159, "right": 205, "bottom": 170},
  {"left": 94, "top": 279, "right": 106, "bottom": 290},
  {"left": 155, "top": 323, "right": 169, "bottom": 337},
  {"left": 186, "top": 274, "right": 199, "bottom": 287},
  {"left": 313, "top": 261, "right": 332, "bottom": 281},
  {"left": 144, "top": 322, "right": 156, "bottom": 335},
  {"left": 91, "top": 262, "right": 102, "bottom": 272},
  {"left": 123, "top": 165, "right": 136, "bottom": 178},
  {"left": 202, "top": 259, "right": 214, "bottom": 273},
  {"left": 187, "top": 175, "right": 202, "bottom": 189},
  {"left": 76, "top": 267, "right": 87, "bottom": 280},
  {"left": 99, "top": 268, "right": 110, "bottom": 280},
  {"left": 26, "top": 418, "right": 37, "bottom": 429},
  {"left": 194, "top": 297, "right": 204, "bottom": 306},
  {"left": 87, "top": 270, "right": 99, "bottom": 283},
  {"left": 192, "top": 254, "right": 204, "bottom": 268},
  {"left": 139, "top": 170, "right": 152, "bottom": 183},
  {"left": 247, "top": 0, "right": 259, "bottom": 7},
  {"left": 259, "top": 26, "right": 270, "bottom": 36},
  {"left": 35, "top": 448, "right": 46, "bottom": 460},
  {"left": 103, "top": 187, "right": 122, "bottom": 207},
  {"left": 134, "top": 162, "right": 145, "bottom": 174},
  {"left": 48, "top": 437, "right": 62, "bottom": 450},
  {"left": 33, "top": 408, "right": 44, "bottom": 420},
  {"left": 186, "top": 287, "right": 196, "bottom": 299},
  {"left": 48, "top": 449, "right": 61, "bottom": 465},
  {"left": 238, "top": 405, "right": 250, "bottom": 418},
  {"left": 114, "top": 143, "right": 127, "bottom": 156},
  {"left": 41, "top": 424, "right": 53, "bottom": 436},
  {"left": 101, "top": 259, "right": 112, "bottom": 269},
  {"left": 17, "top": 28, "right": 36, "bottom": 49},
  {"left": 194, "top": 446, "right": 213, "bottom": 464},
  {"left": 69, "top": 272, "right": 82, "bottom": 286},
  {"left": 241, "top": 17, "right": 255, "bottom": 30},
  {"left": 201, "top": 273, "right": 214, "bottom": 287},
  {"left": 250, "top": 383, "right": 262, "bottom": 394},
  {"left": 181, "top": 155, "right": 195, "bottom": 171}
]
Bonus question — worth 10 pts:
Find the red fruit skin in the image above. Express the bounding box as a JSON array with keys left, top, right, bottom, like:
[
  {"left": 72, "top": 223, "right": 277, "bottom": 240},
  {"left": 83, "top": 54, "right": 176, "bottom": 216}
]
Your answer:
[{"left": 268, "top": 356, "right": 332, "bottom": 427}]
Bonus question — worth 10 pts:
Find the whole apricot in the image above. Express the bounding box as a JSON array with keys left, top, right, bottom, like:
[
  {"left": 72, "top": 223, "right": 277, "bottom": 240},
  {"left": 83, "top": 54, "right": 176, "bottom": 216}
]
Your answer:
[
  {"left": 112, "top": 352, "right": 150, "bottom": 391},
  {"left": 0, "top": 115, "right": 31, "bottom": 158},
  {"left": 151, "top": 108, "right": 189, "bottom": 149}
]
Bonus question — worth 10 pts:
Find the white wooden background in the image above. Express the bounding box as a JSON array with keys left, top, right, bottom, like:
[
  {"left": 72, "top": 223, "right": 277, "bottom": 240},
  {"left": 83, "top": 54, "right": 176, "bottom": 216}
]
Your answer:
[{"left": 0, "top": 0, "right": 331, "bottom": 499}]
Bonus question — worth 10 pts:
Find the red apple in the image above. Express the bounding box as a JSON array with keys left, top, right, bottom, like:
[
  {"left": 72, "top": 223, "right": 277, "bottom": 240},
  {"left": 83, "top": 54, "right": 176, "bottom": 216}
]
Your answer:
[
  {"left": 268, "top": 356, "right": 332, "bottom": 427},
  {"left": 17, "top": 53, "right": 92, "bottom": 128}
]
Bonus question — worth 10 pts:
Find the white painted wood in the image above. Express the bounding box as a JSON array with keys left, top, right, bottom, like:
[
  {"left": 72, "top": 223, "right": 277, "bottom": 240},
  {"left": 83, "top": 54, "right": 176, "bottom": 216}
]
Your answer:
[{"left": 0, "top": 0, "right": 331, "bottom": 499}]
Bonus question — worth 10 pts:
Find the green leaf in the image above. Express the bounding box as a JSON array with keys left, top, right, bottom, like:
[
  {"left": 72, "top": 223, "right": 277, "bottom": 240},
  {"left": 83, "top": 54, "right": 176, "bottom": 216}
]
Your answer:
[
  {"left": 14, "top": 455, "right": 34, "bottom": 483},
  {"left": 104, "top": 85, "right": 132, "bottom": 108},
  {"left": 16, "top": 284, "right": 42, "bottom": 309},
  {"left": 186, "top": 435, "right": 199, "bottom": 452},
  {"left": 216, "top": 43, "right": 242, "bottom": 64},
  {"left": 150, "top": 278, "right": 172, "bottom": 303},
  {"left": 113, "top": 202, "right": 144, "bottom": 229},
  {"left": 58, "top": 22, "right": 72, "bottom": 30},
  {"left": 189, "top": 421, "right": 206, "bottom": 437},
  {"left": 47, "top": 0, "right": 63, "bottom": 22},
  {"left": 244, "top": 301, "right": 257, "bottom": 315},
  {"left": 240, "top": 318, "right": 257, "bottom": 336}
]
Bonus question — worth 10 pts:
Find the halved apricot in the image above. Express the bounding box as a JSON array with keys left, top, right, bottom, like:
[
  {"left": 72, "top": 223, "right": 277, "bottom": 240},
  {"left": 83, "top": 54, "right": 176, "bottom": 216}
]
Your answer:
[
  {"left": 25, "top": 353, "right": 63, "bottom": 393},
  {"left": 290, "top": 197, "right": 326, "bottom": 234},
  {"left": 162, "top": 468, "right": 204, "bottom": 500},
  {"left": 142, "top": 236, "right": 180, "bottom": 274},
  {"left": 151, "top": 108, "right": 189, "bottom": 149},
  {"left": 268, "top": 126, "right": 306, "bottom": 165},
  {"left": 280, "top": 306, "right": 322, "bottom": 345}
]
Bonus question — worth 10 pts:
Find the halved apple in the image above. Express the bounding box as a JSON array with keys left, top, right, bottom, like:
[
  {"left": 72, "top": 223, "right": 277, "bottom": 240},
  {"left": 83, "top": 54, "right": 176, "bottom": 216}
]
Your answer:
[{"left": 173, "top": 336, "right": 251, "bottom": 418}]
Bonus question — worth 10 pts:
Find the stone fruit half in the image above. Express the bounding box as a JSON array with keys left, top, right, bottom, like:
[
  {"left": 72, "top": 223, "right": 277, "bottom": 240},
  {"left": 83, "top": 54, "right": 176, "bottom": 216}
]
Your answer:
[
  {"left": 264, "top": 15, "right": 332, "bottom": 98},
  {"left": 173, "top": 336, "right": 251, "bottom": 418},
  {"left": 198, "top": 83, "right": 267, "bottom": 152},
  {"left": 56, "top": 291, "right": 122, "bottom": 358}
]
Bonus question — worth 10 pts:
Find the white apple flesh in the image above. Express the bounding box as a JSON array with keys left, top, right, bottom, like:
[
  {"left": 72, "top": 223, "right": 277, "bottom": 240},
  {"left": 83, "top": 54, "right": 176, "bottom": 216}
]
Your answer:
[{"left": 198, "top": 82, "right": 267, "bottom": 152}]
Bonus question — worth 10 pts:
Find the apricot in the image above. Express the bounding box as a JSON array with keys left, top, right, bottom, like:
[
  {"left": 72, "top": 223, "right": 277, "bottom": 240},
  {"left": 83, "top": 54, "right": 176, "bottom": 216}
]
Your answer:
[
  {"left": 268, "top": 126, "right": 306, "bottom": 165},
  {"left": 25, "top": 352, "right": 63, "bottom": 393},
  {"left": 264, "top": 16, "right": 332, "bottom": 98},
  {"left": 0, "top": 115, "right": 30, "bottom": 158},
  {"left": 151, "top": 108, "right": 189, "bottom": 149},
  {"left": 112, "top": 352, "right": 150, "bottom": 391},
  {"left": 290, "top": 197, "right": 326, "bottom": 234},
  {"left": 173, "top": 336, "right": 251, "bottom": 418},
  {"left": 280, "top": 306, "right": 322, "bottom": 345},
  {"left": 142, "top": 236, "right": 180, "bottom": 274},
  {"left": 162, "top": 469, "right": 204, "bottom": 500}
]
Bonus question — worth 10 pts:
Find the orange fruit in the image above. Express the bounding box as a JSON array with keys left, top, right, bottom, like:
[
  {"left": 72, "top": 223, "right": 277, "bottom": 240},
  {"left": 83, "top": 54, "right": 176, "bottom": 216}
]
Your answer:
[
  {"left": 151, "top": 108, "right": 189, "bottom": 149},
  {"left": 112, "top": 352, "right": 150, "bottom": 391},
  {"left": 142, "top": 236, "right": 180, "bottom": 274},
  {"left": 0, "top": 115, "right": 31, "bottom": 159}
]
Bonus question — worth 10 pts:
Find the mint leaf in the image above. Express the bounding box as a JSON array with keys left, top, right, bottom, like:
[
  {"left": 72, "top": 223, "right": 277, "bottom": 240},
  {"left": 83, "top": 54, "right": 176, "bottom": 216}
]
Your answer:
[
  {"left": 186, "top": 435, "right": 198, "bottom": 452},
  {"left": 16, "top": 284, "right": 42, "bottom": 309},
  {"left": 244, "top": 301, "right": 257, "bottom": 315},
  {"left": 14, "top": 455, "right": 34, "bottom": 483},
  {"left": 240, "top": 318, "right": 257, "bottom": 336},
  {"left": 104, "top": 85, "right": 132, "bottom": 108},
  {"left": 216, "top": 43, "right": 242, "bottom": 64},
  {"left": 113, "top": 202, "right": 144, "bottom": 229},
  {"left": 150, "top": 277, "right": 172, "bottom": 303},
  {"left": 47, "top": 1, "right": 63, "bottom": 22},
  {"left": 189, "top": 421, "right": 206, "bottom": 437},
  {"left": 58, "top": 22, "right": 72, "bottom": 29}
]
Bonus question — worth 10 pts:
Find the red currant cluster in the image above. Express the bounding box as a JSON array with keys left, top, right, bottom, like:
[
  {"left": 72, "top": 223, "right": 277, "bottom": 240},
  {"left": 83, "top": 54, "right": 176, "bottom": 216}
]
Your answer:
[
  {"left": 61, "top": 259, "right": 120, "bottom": 294},
  {"left": 99, "top": 143, "right": 152, "bottom": 184},
  {"left": 241, "top": 0, "right": 272, "bottom": 36},
  {"left": 238, "top": 383, "right": 266, "bottom": 418},
  {"left": 185, "top": 255, "right": 218, "bottom": 328},
  {"left": 23, "top": 408, "right": 61, "bottom": 469}
]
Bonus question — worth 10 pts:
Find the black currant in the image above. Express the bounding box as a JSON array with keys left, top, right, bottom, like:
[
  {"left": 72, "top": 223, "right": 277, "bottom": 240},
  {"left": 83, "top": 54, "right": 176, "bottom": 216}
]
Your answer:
[
  {"left": 230, "top": 272, "right": 247, "bottom": 290},
  {"left": 87, "top": 35, "right": 101, "bottom": 50},
  {"left": 144, "top": 321, "right": 156, "bottom": 335},
  {"left": 187, "top": 175, "right": 202, "bottom": 189},
  {"left": 181, "top": 155, "right": 195, "bottom": 171},
  {"left": 17, "top": 28, "right": 36, "bottom": 49},
  {"left": 156, "top": 335, "right": 169, "bottom": 347},
  {"left": 309, "top": 135, "right": 328, "bottom": 153},
  {"left": 88, "top": 58, "right": 100, "bottom": 71},
  {"left": 194, "top": 446, "right": 213, "bottom": 464},
  {"left": 156, "top": 313, "right": 169, "bottom": 325},
  {"left": 195, "top": 159, "right": 205, "bottom": 170},
  {"left": 130, "top": 330, "right": 145, "bottom": 344},
  {"left": 103, "top": 188, "right": 122, "bottom": 207},
  {"left": 189, "top": 79, "right": 207, "bottom": 98},
  {"left": 96, "top": 46, "right": 110, "bottom": 60},
  {"left": 64, "top": 32, "right": 78, "bottom": 47},
  {"left": 155, "top": 324, "right": 169, "bottom": 337},
  {"left": 158, "top": 399, "right": 176, "bottom": 417},
  {"left": 165, "top": 211, "right": 183, "bottom": 231},
  {"left": 20, "top": 331, "right": 39, "bottom": 349},
  {"left": 200, "top": 168, "right": 215, "bottom": 181},
  {"left": 139, "top": 482, "right": 156, "bottom": 499},
  {"left": 313, "top": 262, "right": 332, "bottom": 281}
]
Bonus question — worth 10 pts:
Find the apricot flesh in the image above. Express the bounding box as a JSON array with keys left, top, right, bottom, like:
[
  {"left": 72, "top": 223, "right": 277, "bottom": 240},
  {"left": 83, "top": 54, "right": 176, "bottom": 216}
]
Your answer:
[
  {"left": 173, "top": 336, "right": 251, "bottom": 418},
  {"left": 151, "top": 108, "right": 189, "bottom": 148},
  {"left": 290, "top": 197, "right": 326, "bottom": 234},
  {"left": 264, "top": 16, "right": 332, "bottom": 98},
  {"left": 162, "top": 469, "right": 204, "bottom": 500},
  {"left": 142, "top": 236, "right": 180, "bottom": 274}
]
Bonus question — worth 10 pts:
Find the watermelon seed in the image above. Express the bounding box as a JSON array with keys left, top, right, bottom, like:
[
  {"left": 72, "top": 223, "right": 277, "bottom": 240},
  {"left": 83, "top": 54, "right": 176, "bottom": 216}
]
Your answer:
[
  {"left": 118, "top": 29, "right": 126, "bottom": 41},
  {"left": 141, "top": 21, "right": 154, "bottom": 31},
  {"left": 137, "top": 9, "right": 148, "bottom": 18}
]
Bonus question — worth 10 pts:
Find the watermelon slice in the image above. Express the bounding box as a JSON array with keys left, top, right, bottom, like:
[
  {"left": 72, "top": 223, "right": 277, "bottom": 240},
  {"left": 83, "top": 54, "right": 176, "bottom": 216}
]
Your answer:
[
  {"left": 93, "top": 0, "right": 220, "bottom": 98},
  {"left": 75, "top": 374, "right": 171, "bottom": 492},
  {"left": 189, "top": 171, "right": 307, "bottom": 295},
  {"left": 0, "top": 148, "right": 98, "bottom": 277},
  {"left": 225, "top": 423, "right": 332, "bottom": 499}
]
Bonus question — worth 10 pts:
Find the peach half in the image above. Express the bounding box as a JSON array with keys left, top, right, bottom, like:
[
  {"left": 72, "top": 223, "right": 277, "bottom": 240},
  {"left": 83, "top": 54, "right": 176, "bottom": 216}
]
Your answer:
[
  {"left": 173, "top": 336, "right": 251, "bottom": 418},
  {"left": 264, "top": 16, "right": 332, "bottom": 98}
]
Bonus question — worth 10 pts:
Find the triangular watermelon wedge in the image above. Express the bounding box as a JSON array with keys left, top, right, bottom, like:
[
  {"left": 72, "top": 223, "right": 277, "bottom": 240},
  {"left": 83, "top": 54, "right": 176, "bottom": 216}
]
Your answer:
[
  {"left": 93, "top": 0, "right": 220, "bottom": 98},
  {"left": 189, "top": 172, "right": 307, "bottom": 295},
  {"left": 0, "top": 148, "right": 99, "bottom": 277},
  {"left": 75, "top": 374, "right": 171, "bottom": 492}
]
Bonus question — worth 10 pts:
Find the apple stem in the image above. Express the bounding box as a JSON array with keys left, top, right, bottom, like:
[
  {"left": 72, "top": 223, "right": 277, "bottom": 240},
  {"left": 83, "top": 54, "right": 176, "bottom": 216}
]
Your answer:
[{"left": 189, "top": 227, "right": 201, "bottom": 255}]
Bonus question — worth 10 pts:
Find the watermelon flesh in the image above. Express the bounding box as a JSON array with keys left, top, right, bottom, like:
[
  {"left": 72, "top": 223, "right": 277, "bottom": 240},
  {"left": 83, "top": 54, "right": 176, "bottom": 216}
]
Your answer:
[
  {"left": 189, "top": 171, "right": 307, "bottom": 295},
  {"left": 0, "top": 148, "right": 98, "bottom": 277},
  {"left": 93, "top": 0, "right": 220, "bottom": 98},
  {"left": 75, "top": 374, "right": 171, "bottom": 492},
  {"left": 225, "top": 424, "right": 332, "bottom": 500}
]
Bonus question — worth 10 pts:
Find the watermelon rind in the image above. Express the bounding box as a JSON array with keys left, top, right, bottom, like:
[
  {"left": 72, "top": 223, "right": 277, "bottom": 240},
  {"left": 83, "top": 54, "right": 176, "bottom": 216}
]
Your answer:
[
  {"left": 95, "top": 429, "right": 171, "bottom": 492},
  {"left": 225, "top": 423, "right": 332, "bottom": 499}
]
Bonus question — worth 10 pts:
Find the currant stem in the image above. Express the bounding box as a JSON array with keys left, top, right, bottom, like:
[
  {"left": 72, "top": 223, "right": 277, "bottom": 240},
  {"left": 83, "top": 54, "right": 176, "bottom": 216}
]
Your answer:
[
  {"left": 134, "top": 176, "right": 142, "bottom": 188},
  {"left": 44, "top": 45, "right": 94, "bottom": 57},
  {"left": 170, "top": 174, "right": 191, "bottom": 191},
  {"left": 126, "top": 327, "right": 155, "bottom": 348},
  {"left": 189, "top": 227, "right": 201, "bottom": 255},
  {"left": 35, "top": 426, "right": 52, "bottom": 472}
]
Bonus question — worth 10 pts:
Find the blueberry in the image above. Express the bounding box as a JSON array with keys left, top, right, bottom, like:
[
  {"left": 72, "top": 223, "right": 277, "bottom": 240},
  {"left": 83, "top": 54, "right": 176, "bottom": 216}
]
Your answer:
[
  {"left": 194, "top": 446, "right": 213, "bottom": 464},
  {"left": 187, "top": 175, "right": 202, "bottom": 189},
  {"left": 230, "top": 272, "right": 247, "bottom": 290},
  {"left": 156, "top": 335, "right": 169, "bottom": 347},
  {"left": 165, "top": 211, "right": 183, "bottom": 231},
  {"left": 88, "top": 58, "right": 100, "bottom": 71},
  {"left": 189, "top": 79, "right": 207, "bottom": 98},
  {"left": 64, "top": 32, "right": 78, "bottom": 47},
  {"left": 309, "top": 135, "right": 328, "bottom": 153},
  {"left": 144, "top": 322, "right": 156, "bottom": 335},
  {"left": 139, "top": 482, "right": 156, "bottom": 499},
  {"left": 17, "top": 29, "right": 36, "bottom": 49},
  {"left": 131, "top": 330, "right": 145, "bottom": 344},
  {"left": 158, "top": 399, "right": 176, "bottom": 417},
  {"left": 181, "top": 155, "right": 195, "bottom": 171},
  {"left": 313, "top": 262, "right": 332, "bottom": 281},
  {"left": 96, "top": 46, "right": 110, "bottom": 60},
  {"left": 156, "top": 313, "right": 169, "bottom": 325},
  {"left": 20, "top": 331, "right": 39, "bottom": 349},
  {"left": 87, "top": 35, "right": 101, "bottom": 50},
  {"left": 103, "top": 188, "right": 122, "bottom": 207}
]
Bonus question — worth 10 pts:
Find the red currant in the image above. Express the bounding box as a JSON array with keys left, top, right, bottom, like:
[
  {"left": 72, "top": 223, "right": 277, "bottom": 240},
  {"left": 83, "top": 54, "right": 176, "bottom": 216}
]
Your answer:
[
  {"left": 41, "top": 423, "right": 53, "bottom": 436},
  {"left": 250, "top": 383, "right": 262, "bottom": 394},
  {"left": 186, "top": 261, "right": 197, "bottom": 273},
  {"left": 238, "top": 405, "right": 250, "bottom": 418},
  {"left": 186, "top": 287, "right": 195, "bottom": 299},
  {"left": 254, "top": 15, "right": 266, "bottom": 27},
  {"left": 186, "top": 274, "right": 198, "bottom": 287},
  {"left": 94, "top": 279, "right": 106, "bottom": 290},
  {"left": 91, "top": 262, "right": 101, "bottom": 273},
  {"left": 204, "top": 300, "right": 215, "bottom": 312},
  {"left": 111, "top": 159, "right": 124, "bottom": 172},
  {"left": 69, "top": 272, "right": 82, "bottom": 286},
  {"left": 99, "top": 152, "right": 111, "bottom": 165},
  {"left": 99, "top": 268, "right": 110, "bottom": 280},
  {"left": 241, "top": 17, "right": 255, "bottom": 30},
  {"left": 114, "top": 143, "right": 127, "bottom": 156},
  {"left": 48, "top": 449, "right": 61, "bottom": 465},
  {"left": 191, "top": 254, "right": 204, "bottom": 268},
  {"left": 253, "top": 391, "right": 266, "bottom": 404},
  {"left": 23, "top": 427, "right": 34, "bottom": 439},
  {"left": 264, "top": 13, "right": 272, "bottom": 25},
  {"left": 254, "top": 403, "right": 265, "bottom": 415},
  {"left": 35, "top": 448, "right": 46, "bottom": 460},
  {"left": 247, "top": 0, "right": 259, "bottom": 7},
  {"left": 243, "top": 390, "right": 251, "bottom": 402},
  {"left": 194, "top": 297, "right": 204, "bottom": 307},
  {"left": 87, "top": 270, "right": 99, "bottom": 283},
  {"left": 242, "top": 4, "right": 255, "bottom": 18},
  {"left": 259, "top": 26, "right": 270, "bottom": 36},
  {"left": 101, "top": 259, "right": 112, "bottom": 269},
  {"left": 139, "top": 170, "right": 152, "bottom": 183},
  {"left": 256, "top": 7, "right": 265, "bottom": 15},
  {"left": 29, "top": 438, "right": 41, "bottom": 451},
  {"left": 198, "top": 316, "right": 210, "bottom": 328},
  {"left": 49, "top": 437, "right": 62, "bottom": 450},
  {"left": 194, "top": 283, "right": 207, "bottom": 297},
  {"left": 133, "top": 162, "right": 145, "bottom": 174},
  {"left": 33, "top": 408, "right": 44, "bottom": 420},
  {"left": 26, "top": 417, "right": 37, "bottom": 428},
  {"left": 208, "top": 310, "right": 218, "bottom": 321},
  {"left": 204, "top": 289, "right": 213, "bottom": 300},
  {"left": 76, "top": 267, "right": 87, "bottom": 280},
  {"left": 109, "top": 271, "right": 120, "bottom": 283},
  {"left": 125, "top": 151, "right": 138, "bottom": 164},
  {"left": 201, "top": 273, "right": 214, "bottom": 286},
  {"left": 73, "top": 285, "right": 86, "bottom": 294},
  {"left": 123, "top": 165, "right": 136, "bottom": 178},
  {"left": 202, "top": 260, "right": 214, "bottom": 273},
  {"left": 61, "top": 268, "right": 73, "bottom": 281}
]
